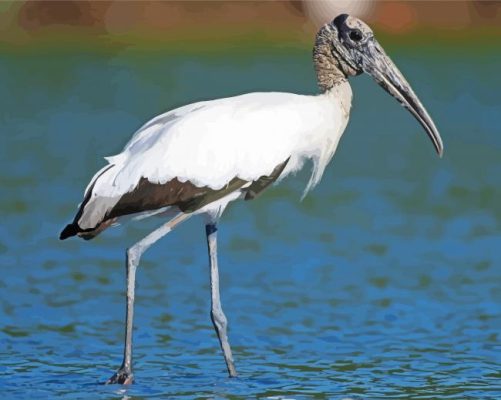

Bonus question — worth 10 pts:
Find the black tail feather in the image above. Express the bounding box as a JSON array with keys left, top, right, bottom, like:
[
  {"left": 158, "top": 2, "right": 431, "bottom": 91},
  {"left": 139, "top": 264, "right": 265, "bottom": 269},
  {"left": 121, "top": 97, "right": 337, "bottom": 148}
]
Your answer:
[{"left": 59, "top": 223, "right": 79, "bottom": 240}]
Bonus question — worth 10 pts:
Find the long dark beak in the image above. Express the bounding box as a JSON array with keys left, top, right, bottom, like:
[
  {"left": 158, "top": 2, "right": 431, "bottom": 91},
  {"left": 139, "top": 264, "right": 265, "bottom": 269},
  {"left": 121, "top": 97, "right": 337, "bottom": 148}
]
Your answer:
[{"left": 361, "top": 39, "right": 444, "bottom": 157}]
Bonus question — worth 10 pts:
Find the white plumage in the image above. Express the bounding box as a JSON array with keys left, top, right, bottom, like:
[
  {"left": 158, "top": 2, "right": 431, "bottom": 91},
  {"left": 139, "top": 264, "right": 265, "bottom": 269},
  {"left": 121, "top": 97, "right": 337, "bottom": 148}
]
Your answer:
[{"left": 79, "top": 82, "right": 352, "bottom": 230}]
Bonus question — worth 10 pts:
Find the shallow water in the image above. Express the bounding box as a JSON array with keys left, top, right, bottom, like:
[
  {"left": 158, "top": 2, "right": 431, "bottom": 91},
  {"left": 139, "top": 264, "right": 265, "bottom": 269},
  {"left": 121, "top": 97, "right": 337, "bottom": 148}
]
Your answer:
[{"left": 1, "top": 46, "right": 500, "bottom": 398}]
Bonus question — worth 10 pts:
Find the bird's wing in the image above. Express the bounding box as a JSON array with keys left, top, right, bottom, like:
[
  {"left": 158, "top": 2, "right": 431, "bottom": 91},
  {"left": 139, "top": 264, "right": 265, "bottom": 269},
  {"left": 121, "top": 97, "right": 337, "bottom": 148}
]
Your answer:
[
  {"left": 72, "top": 92, "right": 332, "bottom": 232},
  {"left": 98, "top": 92, "right": 324, "bottom": 197}
]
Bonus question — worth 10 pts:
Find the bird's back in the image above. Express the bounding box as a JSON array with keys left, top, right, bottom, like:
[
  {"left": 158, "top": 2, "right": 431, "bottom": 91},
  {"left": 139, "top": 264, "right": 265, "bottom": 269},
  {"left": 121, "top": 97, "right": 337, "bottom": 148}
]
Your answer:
[{"left": 61, "top": 88, "right": 351, "bottom": 240}]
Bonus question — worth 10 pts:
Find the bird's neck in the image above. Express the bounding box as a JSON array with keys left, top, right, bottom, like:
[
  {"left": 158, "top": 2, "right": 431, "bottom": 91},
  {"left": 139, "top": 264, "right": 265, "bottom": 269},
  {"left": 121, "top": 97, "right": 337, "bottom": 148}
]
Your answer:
[
  {"left": 313, "top": 42, "right": 348, "bottom": 93},
  {"left": 323, "top": 79, "right": 353, "bottom": 118}
]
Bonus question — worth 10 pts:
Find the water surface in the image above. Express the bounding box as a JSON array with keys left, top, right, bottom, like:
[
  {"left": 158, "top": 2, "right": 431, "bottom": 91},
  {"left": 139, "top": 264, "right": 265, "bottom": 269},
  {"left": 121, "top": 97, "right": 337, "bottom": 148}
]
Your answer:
[{"left": 0, "top": 46, "right": 500, "bottom": 398}]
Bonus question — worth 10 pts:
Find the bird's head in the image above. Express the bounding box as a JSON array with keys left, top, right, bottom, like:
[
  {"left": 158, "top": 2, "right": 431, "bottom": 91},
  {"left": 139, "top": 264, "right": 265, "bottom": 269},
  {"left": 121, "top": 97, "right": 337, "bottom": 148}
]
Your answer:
[{"left": 315, "top": 14, "right": 444, "bottom": 157}]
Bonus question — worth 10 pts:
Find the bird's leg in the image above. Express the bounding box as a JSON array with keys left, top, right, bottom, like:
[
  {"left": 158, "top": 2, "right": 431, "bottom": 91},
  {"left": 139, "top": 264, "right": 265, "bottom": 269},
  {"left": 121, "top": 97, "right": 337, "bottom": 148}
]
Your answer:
[
  {"left": 105, "top": 246, "right": 139, "bottom": 385},
  {"left": 205, "top": 223, "right": 237, "bottom": 377},
  {"left": 106, "top": 212, "right": 190, "bottom": 385}
]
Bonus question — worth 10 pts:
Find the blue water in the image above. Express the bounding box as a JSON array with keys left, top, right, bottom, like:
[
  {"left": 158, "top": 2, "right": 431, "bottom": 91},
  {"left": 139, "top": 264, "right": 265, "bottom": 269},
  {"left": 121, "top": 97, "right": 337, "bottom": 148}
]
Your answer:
[{"left": 1, "top": 46, "right": 500, "bottom": 398}]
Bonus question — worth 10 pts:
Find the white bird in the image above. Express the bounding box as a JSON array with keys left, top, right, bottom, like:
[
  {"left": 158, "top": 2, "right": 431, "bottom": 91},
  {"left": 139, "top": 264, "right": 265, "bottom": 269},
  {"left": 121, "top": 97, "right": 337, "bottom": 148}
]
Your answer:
[{"left": 60, "top": 14, "right": 444, "bottom": 384}]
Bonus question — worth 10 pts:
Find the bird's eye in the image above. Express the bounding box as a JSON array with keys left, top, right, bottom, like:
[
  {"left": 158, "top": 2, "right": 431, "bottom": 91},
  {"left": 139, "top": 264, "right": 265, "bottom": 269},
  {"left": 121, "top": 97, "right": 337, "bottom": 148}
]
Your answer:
[{"left": 349, "top": 29, "right": 363, "bottom": 42}]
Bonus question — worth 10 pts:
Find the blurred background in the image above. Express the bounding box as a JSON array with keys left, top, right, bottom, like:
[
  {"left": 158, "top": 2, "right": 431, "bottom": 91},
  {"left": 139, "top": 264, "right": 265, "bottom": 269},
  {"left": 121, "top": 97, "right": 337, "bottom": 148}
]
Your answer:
[
  {"left": 1, "top": 0, "right": 501, "bottom": 47},
  {"left": 1, "top": 1, "right": 500, "bottom": 399}
]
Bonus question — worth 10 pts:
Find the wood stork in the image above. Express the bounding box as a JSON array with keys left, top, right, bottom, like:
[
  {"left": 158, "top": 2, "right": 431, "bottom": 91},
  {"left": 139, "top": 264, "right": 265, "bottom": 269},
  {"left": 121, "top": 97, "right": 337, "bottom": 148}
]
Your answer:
[{"left": 60, "top": 14, "right": 444, "bottom": 384}]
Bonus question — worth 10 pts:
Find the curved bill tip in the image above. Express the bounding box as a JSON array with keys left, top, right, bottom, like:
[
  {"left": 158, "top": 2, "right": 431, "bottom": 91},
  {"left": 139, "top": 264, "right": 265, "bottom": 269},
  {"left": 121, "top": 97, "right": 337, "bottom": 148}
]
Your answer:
[
  {"left": 437, "top": 140, "right": 444, "bottom": 158},
  {"left": 425, "top": 117, "right": 444, "bottom": 158}
]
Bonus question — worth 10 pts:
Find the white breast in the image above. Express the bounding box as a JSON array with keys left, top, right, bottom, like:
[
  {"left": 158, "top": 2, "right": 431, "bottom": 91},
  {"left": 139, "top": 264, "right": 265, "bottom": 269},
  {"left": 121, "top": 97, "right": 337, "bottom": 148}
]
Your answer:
[{"left": 281, "top": 81, "right": 353, "bottom": 195}]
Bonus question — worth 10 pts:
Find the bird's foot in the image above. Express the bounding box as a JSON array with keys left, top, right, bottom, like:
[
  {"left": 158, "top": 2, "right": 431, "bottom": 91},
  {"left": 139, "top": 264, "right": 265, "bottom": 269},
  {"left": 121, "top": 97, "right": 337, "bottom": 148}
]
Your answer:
[{"left": 105, "top": 368, "right": 134, "bottom": 385}]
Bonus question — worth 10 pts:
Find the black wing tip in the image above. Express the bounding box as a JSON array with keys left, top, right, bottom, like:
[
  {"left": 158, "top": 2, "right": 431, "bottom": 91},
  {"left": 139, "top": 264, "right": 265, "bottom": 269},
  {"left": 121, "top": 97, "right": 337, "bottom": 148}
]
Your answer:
[{"left": 59, "top": 223, "right": 79, "bottom": 240}]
